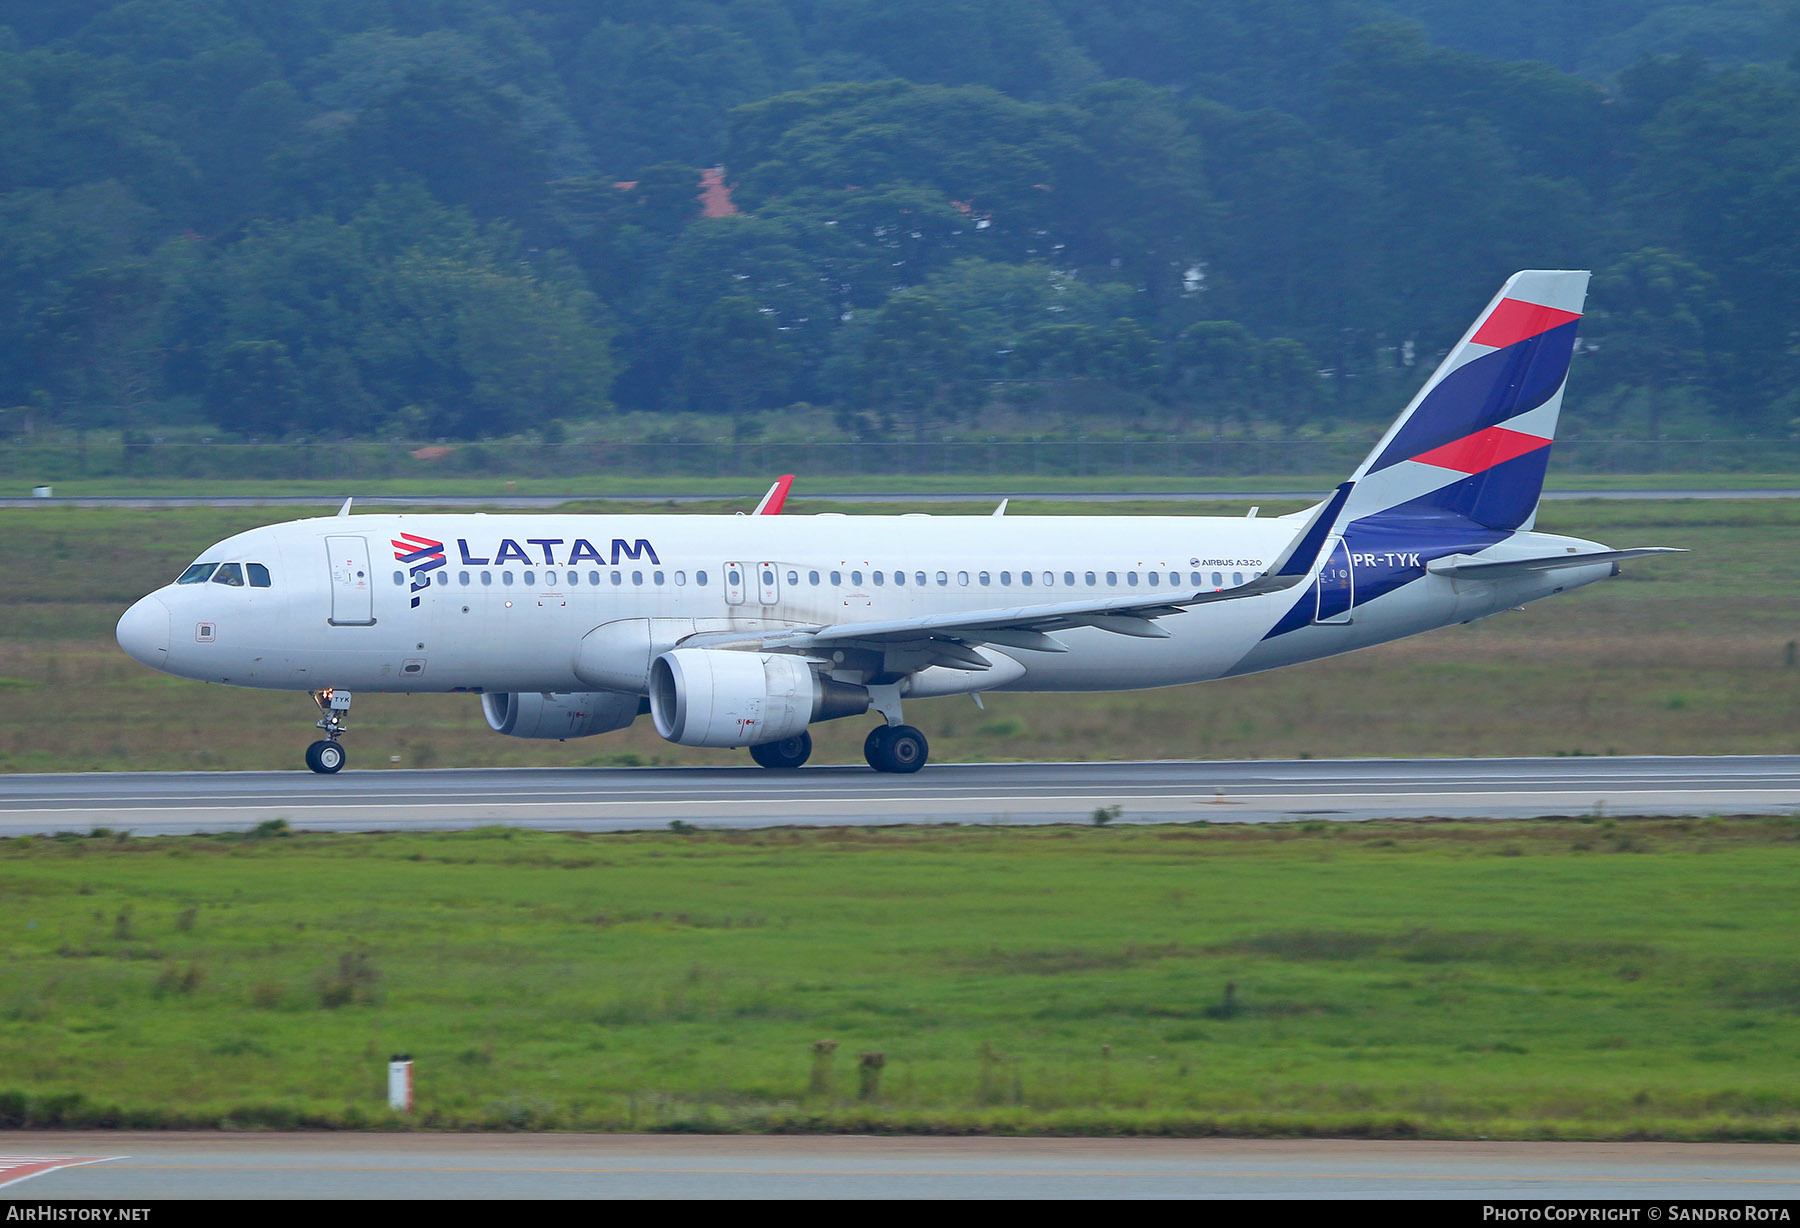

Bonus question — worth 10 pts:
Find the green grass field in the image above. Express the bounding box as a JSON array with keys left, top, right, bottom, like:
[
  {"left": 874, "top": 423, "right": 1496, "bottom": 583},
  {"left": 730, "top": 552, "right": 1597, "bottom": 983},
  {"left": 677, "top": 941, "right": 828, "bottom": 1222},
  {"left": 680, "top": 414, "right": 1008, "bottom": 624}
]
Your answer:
[
  {"left": 0, "top": 820, "right": 1795, "bottom": 1137},
  {"left": 0, "top": 496, "right": 1794, "bottom": 771}
]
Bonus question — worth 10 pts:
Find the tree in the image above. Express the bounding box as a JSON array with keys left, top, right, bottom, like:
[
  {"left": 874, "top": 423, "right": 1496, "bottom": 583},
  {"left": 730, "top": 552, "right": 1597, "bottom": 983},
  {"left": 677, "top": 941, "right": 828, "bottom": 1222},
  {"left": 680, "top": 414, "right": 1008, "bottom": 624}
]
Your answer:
[
  {"left": 1171, "top": 321, "right": 1257, "bottom": 437},
  {"left": 1583, "top": 248, "right": 1728, "bottom": 440}
]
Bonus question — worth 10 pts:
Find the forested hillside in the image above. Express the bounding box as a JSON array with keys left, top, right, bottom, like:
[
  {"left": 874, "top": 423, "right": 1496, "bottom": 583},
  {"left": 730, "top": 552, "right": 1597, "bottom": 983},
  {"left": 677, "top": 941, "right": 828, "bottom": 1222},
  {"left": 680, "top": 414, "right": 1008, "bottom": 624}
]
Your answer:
[{"left": 1, "top": 0, "right": 1796, "bottom": 453}]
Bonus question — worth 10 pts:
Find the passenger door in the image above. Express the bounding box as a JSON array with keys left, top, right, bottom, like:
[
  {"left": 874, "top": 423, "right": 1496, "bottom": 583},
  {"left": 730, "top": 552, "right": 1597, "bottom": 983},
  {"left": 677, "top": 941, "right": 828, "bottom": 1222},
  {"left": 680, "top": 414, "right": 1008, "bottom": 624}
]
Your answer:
[{"left": 326, "top": 535, "right": 376, "bottom": 626}]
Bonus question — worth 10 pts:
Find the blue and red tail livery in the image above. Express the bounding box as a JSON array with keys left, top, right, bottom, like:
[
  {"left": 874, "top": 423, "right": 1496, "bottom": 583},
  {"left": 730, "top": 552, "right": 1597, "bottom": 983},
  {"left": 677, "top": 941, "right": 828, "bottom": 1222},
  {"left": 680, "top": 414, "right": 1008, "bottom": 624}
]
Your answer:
[{"left": 1350, "top": 270, "right": 1588, "bottom": 533}]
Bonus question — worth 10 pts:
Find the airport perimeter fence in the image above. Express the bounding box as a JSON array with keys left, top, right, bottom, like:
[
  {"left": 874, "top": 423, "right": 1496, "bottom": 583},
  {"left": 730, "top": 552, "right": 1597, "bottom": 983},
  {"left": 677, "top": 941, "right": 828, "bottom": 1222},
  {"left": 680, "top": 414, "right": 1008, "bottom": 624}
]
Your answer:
[{"left": 2, "top": 436, "right": 1796, "bottom": 485}]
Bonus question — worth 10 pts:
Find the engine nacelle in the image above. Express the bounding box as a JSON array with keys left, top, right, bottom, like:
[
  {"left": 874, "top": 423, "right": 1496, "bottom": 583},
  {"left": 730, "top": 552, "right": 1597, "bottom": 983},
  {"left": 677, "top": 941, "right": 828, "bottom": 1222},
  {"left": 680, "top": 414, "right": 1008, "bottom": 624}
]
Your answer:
[
  {"left": 648, "top": 649, "right": 868, "bottom": 748},
  {"left": 481, "top": 691, "right": 642, "bottom": 740}
]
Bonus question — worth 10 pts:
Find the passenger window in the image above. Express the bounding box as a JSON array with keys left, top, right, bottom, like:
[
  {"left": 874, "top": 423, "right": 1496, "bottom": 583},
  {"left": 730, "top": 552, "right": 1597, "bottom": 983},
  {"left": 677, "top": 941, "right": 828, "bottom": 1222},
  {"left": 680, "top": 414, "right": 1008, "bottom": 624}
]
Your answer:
[
  {"left": 177, "top": 563, "right": 217, "bottom": 585},
  {"left": 654, "top": 571, "right": 665, "bottom": 585},
  {"left": 1127, "top": 572, "right": 1139, "bottom": 586},
  {"left": 524, "top": 571, "right": 536, "bottom": 586},
  {"left": 1043, "top": 571, "right": 1053, "bottom": 586},
  {"left": 611, "top": 571, "right": 623, "bottom": 586},
  {"left": 1212, "top": 572, "right": 1223, "bottom": 588},
  {"left": 392, "top": 571, "right": 405, "bottom": 586},
  {"left": 1084, "top": 571, "right": 1096, "bottom": 586},
  {"left": 481, "top": 571, "right": 493, "bottom": 586},
  {"left": 787, "top": 569, "right": 799, "bottom": 586},
  {"left": 809, "top": 571, "right": 820, "bottom": 585},
  {"left": 696, "top": 570, "right": 708, "bottom": 586},
  {"left": 728, "top": 568, "right": 741, "bottom": 587},
  {"left": 590, "top": 571, "right": 601, "bottom": 585},
  {"left": 633, "top": 571, "right": 644, "bottom": 585},
  {"left": 1148, "top": 572, "right": 1160, "bottom": 586},
  {"left": 567, "top": 571, "right": 579, "bottom": 586},
  {"left": 247, "top": 563, "right": 272, "bottom": 588},
  {"left": 957, "top": 571, "right": 969, "bottom": 586},
  {"left": 1000, "top": 571, "right": 1011, "bottom": 585},
  {"left": 830, "top": 570, "right": 841, "bottom": 585},
  {"left": 915, "top": 572, "right": 926, "bottom": 587},
  {"left": 1191, "top": 572, "right": 1203, "bottom": 587},
  {"left": 459, "top": 571, "right": 470, "bottom": 586},
  {"left": 1106, "top": 571, "right": 1118, "bottom": 586},
  {"left": 675, "top": 571, "right": 686, "bottom": 586},
  {"left": 212, "top": 563, "right": 245, "bottom": 586},
  {"left": 1233, "top": 572, "right": 1244, "bottom": 586},
  {"left": 1170, "top": 573, "right": 1180, "bottom": 586},
  {"left": 851, "top": 570, "right": 863, "bottom": 585},
  {"left": 979, "top": 571, "right": 991, "bottom": 586},
  {"left": 503, "top": 572, "right": 514, "bottom": 586},
  {"left": 1021, "top": 571, "right": 1033, "bottom": 586},
  {"left": 435, "top": 572, "right": 448, "bottom": 586}
]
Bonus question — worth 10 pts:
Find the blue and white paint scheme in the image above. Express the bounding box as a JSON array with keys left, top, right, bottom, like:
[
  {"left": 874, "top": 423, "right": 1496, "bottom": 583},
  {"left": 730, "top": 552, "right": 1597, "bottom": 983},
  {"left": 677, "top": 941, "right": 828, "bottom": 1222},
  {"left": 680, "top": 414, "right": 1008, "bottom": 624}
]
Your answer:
[{"left": 116, "top": 271, "right": 1679, "bottom": 774}]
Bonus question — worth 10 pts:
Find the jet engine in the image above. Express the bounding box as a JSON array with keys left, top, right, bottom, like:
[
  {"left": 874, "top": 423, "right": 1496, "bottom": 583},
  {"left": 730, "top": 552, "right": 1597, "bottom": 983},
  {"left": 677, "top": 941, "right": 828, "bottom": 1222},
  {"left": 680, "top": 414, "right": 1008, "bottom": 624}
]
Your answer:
[
  {"left": 648, "top": 649, "right": 868, "bottom": 747},
  {"left": 481, "top": 690, "right": 643, "bottom": 740}
]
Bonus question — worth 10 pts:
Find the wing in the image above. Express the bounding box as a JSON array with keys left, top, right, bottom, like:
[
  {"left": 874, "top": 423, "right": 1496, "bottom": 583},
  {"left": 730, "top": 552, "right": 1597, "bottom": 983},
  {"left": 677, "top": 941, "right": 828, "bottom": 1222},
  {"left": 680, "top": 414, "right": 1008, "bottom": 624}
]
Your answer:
[{"left": 681, "top": 484, "right": 1353, "bottom": 662}]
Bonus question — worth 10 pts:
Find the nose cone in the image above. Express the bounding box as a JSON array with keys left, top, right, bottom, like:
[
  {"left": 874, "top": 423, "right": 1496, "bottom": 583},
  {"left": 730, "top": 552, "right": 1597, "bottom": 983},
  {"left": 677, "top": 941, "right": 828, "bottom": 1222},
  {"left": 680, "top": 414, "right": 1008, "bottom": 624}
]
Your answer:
[{"left": 116, "top": 595, "right": 171, "bottom": 669}]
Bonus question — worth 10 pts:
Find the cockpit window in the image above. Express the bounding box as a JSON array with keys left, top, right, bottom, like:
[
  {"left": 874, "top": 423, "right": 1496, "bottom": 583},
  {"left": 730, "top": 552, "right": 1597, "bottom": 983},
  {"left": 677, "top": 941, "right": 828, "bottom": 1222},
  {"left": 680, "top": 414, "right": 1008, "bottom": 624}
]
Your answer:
[
  {"left": 247, "top": 563, "right": 271, "bottom": 588},
  {"left": 178, "top": 563, "right": 217, "bottom": 585},
  {"left": 211, "top": 563, "right": 245, "bottom": 586}
]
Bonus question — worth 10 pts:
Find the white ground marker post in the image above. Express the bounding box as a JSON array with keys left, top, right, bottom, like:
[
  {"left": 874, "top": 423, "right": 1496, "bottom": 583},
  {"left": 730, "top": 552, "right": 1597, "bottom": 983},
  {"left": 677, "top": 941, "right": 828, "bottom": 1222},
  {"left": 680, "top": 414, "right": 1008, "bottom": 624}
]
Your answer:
[{"left": 388, "top": 1055, "right": 413, "bottom": 1114}]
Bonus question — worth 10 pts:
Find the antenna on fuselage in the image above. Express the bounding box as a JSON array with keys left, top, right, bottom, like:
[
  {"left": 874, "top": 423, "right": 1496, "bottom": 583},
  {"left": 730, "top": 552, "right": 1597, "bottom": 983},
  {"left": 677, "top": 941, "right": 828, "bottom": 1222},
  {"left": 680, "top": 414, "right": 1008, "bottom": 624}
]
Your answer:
[{"left": 337, "top": 497, "right": 353, "bottom": 517}]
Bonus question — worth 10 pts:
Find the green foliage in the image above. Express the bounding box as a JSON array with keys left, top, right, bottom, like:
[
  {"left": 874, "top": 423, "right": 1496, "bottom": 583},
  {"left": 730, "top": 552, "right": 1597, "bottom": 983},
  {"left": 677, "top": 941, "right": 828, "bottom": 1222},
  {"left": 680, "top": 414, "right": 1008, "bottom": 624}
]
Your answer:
[{"left": 0, "top": 2, "right": 1797, "bottom": 443}]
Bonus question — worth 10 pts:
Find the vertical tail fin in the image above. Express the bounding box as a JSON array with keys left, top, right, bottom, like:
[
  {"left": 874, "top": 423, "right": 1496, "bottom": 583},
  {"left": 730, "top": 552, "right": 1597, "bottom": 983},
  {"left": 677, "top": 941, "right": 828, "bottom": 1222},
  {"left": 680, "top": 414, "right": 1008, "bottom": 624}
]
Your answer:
[{"left": 1347, "top": 270, "right": 1589, "bottom": 531}]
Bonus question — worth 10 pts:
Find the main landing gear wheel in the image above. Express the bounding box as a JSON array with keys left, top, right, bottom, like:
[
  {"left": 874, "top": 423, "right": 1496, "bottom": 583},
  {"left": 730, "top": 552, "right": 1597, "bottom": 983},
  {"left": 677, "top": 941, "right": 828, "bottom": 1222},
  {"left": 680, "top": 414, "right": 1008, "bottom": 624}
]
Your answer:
[
  {"left": 749, "top": 730, "right": 813, "bottom": 770},
  {"left": 305, "top": 739, "right": 345, "bottom": 774},
  {"left": 864, "top": 724, "right": 928, "bottom": 774}
]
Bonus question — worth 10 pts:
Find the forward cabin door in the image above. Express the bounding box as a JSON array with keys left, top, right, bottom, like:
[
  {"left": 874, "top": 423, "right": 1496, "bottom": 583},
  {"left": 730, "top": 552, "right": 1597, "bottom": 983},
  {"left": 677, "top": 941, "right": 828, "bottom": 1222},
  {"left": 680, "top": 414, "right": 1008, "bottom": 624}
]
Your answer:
[
  {"left": 326, "top": 535, "right": 377, "bottom": 626},
  {"left": 1313, "top": 537, "right": 1355, "bottom": 624}
]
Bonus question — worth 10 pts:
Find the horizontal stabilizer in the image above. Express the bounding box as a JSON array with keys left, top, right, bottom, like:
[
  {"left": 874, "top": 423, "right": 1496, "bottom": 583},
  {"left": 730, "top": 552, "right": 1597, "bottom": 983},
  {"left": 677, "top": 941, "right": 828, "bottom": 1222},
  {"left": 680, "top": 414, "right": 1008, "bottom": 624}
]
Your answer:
[{"left": 1427, "top": 547, "right": 1683, "bottom": 580}]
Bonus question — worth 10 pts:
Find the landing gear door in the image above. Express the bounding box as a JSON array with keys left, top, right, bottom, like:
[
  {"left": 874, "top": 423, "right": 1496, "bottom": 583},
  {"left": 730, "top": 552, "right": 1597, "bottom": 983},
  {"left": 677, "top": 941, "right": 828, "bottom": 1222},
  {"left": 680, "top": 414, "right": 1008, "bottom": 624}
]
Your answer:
[
  {"left": 1313, "top": 538, "right": 1355, "bottom": 625},
  {"left": 326, "top": 535, "right": 376, "bottom": 626}
]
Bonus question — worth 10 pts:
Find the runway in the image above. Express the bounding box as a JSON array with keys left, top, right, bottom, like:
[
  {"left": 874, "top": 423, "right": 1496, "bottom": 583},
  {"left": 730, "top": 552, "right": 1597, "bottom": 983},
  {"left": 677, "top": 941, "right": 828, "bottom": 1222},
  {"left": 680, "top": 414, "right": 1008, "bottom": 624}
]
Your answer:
[
  {"left": 4, "top": 1133, "right": 1798, "bottom": 1199},
  {"left": 2, "top": 756, "right": 1796, "bottom": 836}
]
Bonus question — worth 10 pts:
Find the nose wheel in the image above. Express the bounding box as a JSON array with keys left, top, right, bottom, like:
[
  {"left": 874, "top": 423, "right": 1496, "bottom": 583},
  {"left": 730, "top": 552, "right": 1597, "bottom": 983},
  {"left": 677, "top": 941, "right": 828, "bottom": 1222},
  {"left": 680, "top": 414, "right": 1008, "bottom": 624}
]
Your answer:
[
  {"left": 307, "top": 689, "right": 353, "bottom": 774},
  {"left": 305, "top": 740, "right": 346, "bottom": 774}
]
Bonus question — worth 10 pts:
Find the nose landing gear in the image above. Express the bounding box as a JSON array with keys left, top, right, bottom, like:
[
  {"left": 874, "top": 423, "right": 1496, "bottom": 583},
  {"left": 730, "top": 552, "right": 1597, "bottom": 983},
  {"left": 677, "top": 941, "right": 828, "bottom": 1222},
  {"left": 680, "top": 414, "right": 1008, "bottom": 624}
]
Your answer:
[{"left": 306, "top": 689, "right": 352, "bottom": 774}]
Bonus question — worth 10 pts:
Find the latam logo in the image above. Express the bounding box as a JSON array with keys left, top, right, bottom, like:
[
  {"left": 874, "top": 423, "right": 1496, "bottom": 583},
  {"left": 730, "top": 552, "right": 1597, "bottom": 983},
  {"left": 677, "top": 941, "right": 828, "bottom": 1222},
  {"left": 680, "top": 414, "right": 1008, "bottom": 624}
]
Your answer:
[
  {"left": 392, "top": 533, "right": 446, "bottom": 608},
  {"left": 455, "top": 537, "right": 661, "bottom": 567}
]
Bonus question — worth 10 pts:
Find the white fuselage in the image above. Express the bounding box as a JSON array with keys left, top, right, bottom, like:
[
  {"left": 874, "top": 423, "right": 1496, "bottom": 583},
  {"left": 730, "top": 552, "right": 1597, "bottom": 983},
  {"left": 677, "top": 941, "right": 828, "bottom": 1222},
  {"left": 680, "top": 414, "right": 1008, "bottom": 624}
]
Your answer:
[{"left": 117, "top": 509, "right": 1613, "bottom": 698}]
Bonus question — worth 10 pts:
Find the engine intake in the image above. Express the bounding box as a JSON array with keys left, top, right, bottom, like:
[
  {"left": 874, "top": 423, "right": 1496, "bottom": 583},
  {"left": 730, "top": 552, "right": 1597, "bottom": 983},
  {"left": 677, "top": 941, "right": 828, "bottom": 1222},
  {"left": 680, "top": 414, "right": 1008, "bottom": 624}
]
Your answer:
[
  {"left": 481, "top": 691, "right": 642, "bottom": 740},
  {"left": 649, "top": 649, "right": 867, "bottom": 747}
]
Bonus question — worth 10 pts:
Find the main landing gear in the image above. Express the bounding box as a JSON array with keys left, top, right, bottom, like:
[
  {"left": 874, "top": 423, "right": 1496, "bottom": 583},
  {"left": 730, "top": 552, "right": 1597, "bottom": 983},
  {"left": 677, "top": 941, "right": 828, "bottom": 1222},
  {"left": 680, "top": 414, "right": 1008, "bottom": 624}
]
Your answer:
[
  {"left": 864, "top": 723, "right": 928, "bottom": 774},
  {"left": 306, "top": 689, "right": 353, "bottom": 774},
  {"left": 749, "top": 731, "right": 813, "bottom": 769}
]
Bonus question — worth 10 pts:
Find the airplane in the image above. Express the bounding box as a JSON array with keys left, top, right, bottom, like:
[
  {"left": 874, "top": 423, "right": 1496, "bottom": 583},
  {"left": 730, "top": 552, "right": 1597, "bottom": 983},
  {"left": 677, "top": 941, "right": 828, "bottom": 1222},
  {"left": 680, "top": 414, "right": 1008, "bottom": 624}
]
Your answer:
[{"left": 115, "top": 270, "right": 1678, "bottom": 775}]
